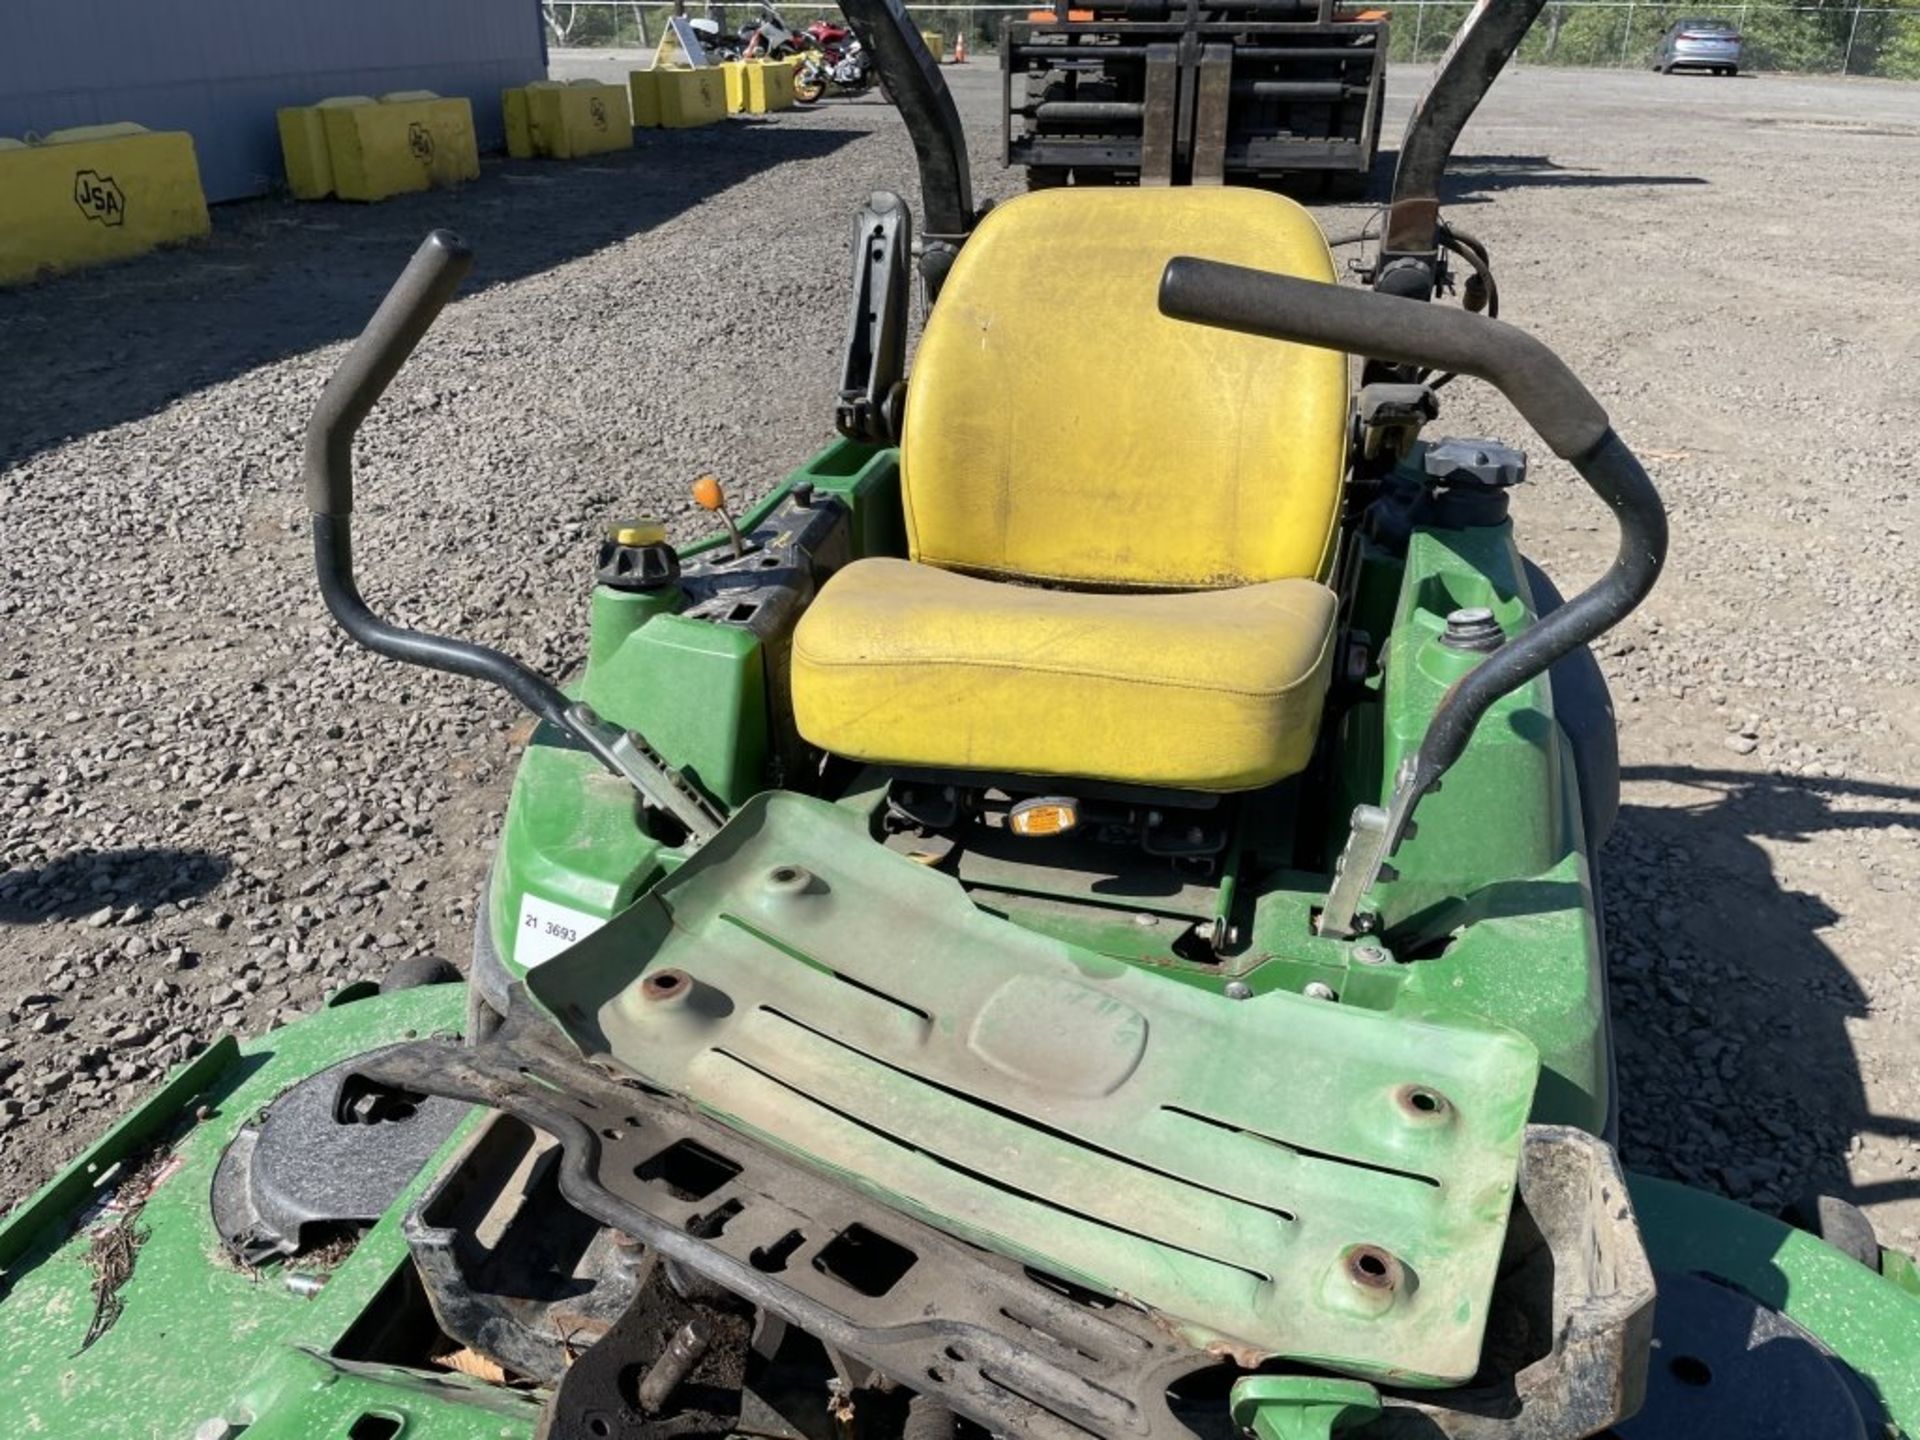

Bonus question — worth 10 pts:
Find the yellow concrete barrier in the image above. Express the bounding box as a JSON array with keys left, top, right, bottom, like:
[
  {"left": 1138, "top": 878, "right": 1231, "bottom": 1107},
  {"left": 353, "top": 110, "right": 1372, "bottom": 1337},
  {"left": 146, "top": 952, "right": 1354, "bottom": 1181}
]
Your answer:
[
  {"left": 721, "top": 62, "right": 750, "bottom": 115},
  {"left": 277, "top": 96, "right": 372, "bottom": 200},
  {"left": 921, "top": 29, "right": 946, "bottom": 60},
  {"left": 629, "top": 69, "right": 728, "bottom": 130},
  {"left": 504, "top": 80, "right": 632, "bottom": 159},
  {"left": 277, "top": 92, "right": 479, "bottom": 202},
  {"left": 720, "top": 60, "right": 796, "bottom": 115},
  {"left": 0, "top": 124, "right": 210, "bottom": 285},
  {"left": 748, "top": 60, "right": 797, "bottom": 112}
]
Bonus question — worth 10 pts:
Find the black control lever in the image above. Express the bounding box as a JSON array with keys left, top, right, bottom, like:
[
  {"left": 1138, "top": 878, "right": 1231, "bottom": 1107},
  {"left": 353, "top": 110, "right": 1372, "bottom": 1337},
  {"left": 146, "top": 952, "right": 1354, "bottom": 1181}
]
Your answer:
[
  {"left": 306, "top": 231, "right": 722, "bottom": 844},
  {"left": 1158, "top": 258, "right": 1667, "bottom": 935}
]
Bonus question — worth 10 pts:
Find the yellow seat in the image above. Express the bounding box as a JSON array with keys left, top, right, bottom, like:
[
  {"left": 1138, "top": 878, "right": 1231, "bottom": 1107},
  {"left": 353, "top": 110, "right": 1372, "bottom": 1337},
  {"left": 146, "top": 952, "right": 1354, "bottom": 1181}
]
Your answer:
[
  {"left": 792, "top": 188, "right": 1350, "bottom": 791},
  {"left": 792, "top": 560, "right": 1338, "bottom": 789}
]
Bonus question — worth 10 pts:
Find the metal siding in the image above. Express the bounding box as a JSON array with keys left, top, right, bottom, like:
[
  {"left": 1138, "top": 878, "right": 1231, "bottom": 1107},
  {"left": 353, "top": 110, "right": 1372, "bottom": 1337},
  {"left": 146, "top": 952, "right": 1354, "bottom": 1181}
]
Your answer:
[{"left": 0, "top": 0, "right": 545, "bottom": 201}]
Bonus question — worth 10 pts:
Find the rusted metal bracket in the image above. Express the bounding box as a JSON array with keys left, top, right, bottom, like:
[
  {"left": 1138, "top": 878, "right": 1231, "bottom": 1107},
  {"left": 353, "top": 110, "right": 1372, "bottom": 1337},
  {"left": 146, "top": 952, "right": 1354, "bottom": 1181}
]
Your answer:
[{"left": 357, "top": 1001, "right": 1212, "bottom": 1440}]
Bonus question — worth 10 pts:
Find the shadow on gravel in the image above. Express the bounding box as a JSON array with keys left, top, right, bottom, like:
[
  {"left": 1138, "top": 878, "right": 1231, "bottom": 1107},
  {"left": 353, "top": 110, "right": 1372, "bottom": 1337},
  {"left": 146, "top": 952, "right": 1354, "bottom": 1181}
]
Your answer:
[
  {"left": 1606, "top": 765, "right": 1920, "bottom": 1216},
  {"left": 1440, "top": 153, "right": 1709, "bottom": 204},
  {"left": 0, "top": 847, "right": 230, "bottom": 924},
  {"left": 1299, "top": 149, "right": 1706, "bottom": 215},
  {"left": 0, "top": 123, "right": 864, "bottom": 470}
]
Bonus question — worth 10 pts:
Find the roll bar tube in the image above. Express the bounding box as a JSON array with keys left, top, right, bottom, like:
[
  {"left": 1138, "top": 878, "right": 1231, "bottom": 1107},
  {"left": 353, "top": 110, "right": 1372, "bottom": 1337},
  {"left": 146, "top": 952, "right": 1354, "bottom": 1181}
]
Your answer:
[
  {"left": 305, "top": 231, "right": 723, "bottom": 843},
  {"left": 306, "top": 231, "right": 576, "bottom": 734},
  {"left": 1377, "top": 0, "right": 1550, "bottom": 295},
  {"left": 1158, "top": 258, "right": 1668, "bottom": 935},
  {"left": 834, "top": 0, "right": 974, "bottom": 294}
]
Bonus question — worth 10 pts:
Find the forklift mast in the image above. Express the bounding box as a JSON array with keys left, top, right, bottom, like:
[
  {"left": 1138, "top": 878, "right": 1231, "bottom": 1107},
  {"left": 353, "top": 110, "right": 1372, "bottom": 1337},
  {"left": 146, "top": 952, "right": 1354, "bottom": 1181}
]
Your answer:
[{"left": 1003, "top": 0, "right": 1392, "bottom": 188}]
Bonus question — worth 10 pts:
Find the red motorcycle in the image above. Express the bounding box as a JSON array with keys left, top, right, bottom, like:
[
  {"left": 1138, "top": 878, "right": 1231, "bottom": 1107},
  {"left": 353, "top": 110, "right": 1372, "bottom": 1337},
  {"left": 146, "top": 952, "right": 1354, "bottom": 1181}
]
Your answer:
[
  {"left": 801, "top": 17, "right": 853, "bottom": 50},
  {"left": 790, "top": 21, "right": 876, "bottom": 103}
]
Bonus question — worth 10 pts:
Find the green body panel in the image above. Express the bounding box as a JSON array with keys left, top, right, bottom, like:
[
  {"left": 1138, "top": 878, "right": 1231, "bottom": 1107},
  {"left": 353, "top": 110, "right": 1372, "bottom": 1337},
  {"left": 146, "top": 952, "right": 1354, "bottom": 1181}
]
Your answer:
[
  {"left": 1231, "top": 1376, "right": 1382, "bottom": 1440},
  {"left": 531, "top": 792, "right": 1541, "bottom": 1387},
  {"left": 1338, "top": 524, "right": 1611, "bottom": 1135},
  {"left": 0, "top": 985, "right": 535, "bottom": 1440},
  {"left": 1886, "top": 1244, "right": 1920, "bottom": 1299},
  {"left": 487, "top": 740, "right": 670, "bottom": 973},
  {"left": 1630, "top": 1174, "right": 1920, "bottom": 1434},
  {"left": 487, "top": 440, "right": 904, "bottom": 982},
  {"left": 1366, "top": 524, "right": 1571, "bottom": 918},
  {"left": 587, "top": 613, "right": 769, "bottom": 807},
  {"left": 585, "top": 582, "right": 681, "bottom": 673}
]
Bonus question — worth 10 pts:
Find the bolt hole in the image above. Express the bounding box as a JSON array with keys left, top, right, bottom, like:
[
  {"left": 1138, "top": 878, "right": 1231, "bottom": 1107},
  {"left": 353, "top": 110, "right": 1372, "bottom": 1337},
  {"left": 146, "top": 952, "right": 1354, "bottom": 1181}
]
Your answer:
[
  {"left": 1345, "top": 1244, "right": 1400, "bottom": 1290},
  {"left": 1669, "top": 1355, "right": 1713, "bottom": 1387},
  {"left": 601, "top": 1127, "right": 624, "bottom": 1141},
  {"left": 1394, "top": 1083, "right": 1452, "bottom": 1119},
  {"left": 751, "top": 1228, "right": 806, "bottom": 1273},
  {"left": 588, "top": 1418, "right": 612, "bottom": 1438}
]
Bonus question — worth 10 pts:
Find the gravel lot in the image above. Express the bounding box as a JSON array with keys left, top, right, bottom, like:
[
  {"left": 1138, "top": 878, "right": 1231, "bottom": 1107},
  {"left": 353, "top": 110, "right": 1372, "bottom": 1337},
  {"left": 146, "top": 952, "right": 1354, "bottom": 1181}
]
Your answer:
[{"left": 2, "top": 60, "right": 1918, "bottom": 1251}]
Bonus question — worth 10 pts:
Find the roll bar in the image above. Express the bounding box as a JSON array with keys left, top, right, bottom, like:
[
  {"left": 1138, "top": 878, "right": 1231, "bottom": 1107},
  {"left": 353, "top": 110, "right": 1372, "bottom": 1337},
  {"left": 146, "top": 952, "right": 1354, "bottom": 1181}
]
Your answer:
[
  {"left": 1158, "top": 258, "right": 1668, "bottom": 936},
  {"left": 1376, "top": 0, "right": 1552, "bottom": 298},
  {"left": 306, "top": 232, "right": 723, "bottom": 844},
  {"left": 834, "top": 0, "right": 974, "bottom": 288}
]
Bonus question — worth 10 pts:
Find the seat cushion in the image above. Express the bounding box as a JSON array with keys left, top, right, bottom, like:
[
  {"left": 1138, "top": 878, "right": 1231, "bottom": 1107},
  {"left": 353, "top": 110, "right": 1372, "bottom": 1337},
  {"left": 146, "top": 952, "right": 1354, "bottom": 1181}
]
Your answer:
[
  {"left": 792, "top": 558, "right": 1338, "bottom": 791},
  {"left": 903, "top": 188, "right": 1349, "bottom": 590}
]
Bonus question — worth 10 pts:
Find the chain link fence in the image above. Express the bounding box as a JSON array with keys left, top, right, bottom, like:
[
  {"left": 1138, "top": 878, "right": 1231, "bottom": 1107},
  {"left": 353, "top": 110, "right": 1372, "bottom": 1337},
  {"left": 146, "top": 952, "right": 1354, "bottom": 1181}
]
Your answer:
[{"left": 542, "top": 0, "right": 1920, "bottom": 76}]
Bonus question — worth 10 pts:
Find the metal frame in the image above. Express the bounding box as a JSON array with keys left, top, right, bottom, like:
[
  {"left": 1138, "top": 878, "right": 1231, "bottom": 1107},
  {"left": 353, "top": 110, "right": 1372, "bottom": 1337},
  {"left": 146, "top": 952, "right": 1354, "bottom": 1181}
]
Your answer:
[
  {"left": 1375, "top": 0, "right": 1553, "bottom": 296},
  {"left": 1002, "top": 7, "right": 1388, "bottom": 185},
  {"left": 352, "top": 999, "right": 1660, "bottom": 1440}
]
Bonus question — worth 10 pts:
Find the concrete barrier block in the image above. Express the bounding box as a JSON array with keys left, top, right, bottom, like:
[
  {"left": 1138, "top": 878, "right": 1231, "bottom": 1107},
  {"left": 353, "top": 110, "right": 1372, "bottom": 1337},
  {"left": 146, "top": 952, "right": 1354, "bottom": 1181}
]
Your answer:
[
  {"left": 319, "top": 93, "right": 479, "bottom": 202},
  {"left": 630, "top": 69, "right": 727, "bottom": 130},
  {"left": 545, "top": 81, "right": 633, "bottom": 156},
  {"left": 0, "top": 125, "right": 210, "bottom": 285},
  {"left": 508, "top": 80, "right": 630, "bottom": 156},
  {"left": 748, "top": 60, "right": 796, "bottom": 112},
  {"left": 629, "top": 70, "right": 660, "bottom": 129},
  {"left": 721, "top": 62, "right": 750, "bottom": 115},
  {"left": 277, "top": 96, "right": 374, "bottom": 199}
]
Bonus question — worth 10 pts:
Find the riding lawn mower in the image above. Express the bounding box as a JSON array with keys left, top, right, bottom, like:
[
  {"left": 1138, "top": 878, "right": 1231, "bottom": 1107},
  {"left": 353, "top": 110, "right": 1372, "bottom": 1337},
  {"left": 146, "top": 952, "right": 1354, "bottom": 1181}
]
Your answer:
[{"left": 3, "top": 1, "right": 1916, "bottom": 1436}]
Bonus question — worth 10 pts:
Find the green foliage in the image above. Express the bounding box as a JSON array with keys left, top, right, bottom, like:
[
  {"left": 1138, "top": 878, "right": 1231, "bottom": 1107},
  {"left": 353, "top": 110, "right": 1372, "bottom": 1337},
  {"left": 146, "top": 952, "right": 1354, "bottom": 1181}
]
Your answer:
[
  {"left": 1379, "top": 0, "right": 1920, "bottom": 74},
  {"left": 539, "top": 0, "right": 1920, "bottom": 78}
]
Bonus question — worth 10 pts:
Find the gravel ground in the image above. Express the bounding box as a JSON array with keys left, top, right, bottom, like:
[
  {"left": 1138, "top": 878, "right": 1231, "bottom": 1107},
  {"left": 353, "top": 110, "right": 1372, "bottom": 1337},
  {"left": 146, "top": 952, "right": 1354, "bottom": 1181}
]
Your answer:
[{"left": 2, "top": 60, "right": 1918, "bottom": 1253}]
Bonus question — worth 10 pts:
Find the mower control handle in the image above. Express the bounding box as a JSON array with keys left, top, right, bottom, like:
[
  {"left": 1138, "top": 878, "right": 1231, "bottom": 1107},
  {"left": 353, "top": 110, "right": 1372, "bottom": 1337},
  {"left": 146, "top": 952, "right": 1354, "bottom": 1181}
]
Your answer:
[
  {"left": 306, "top": 229, "right": 472, "bottom": 518},
  {"left": 304, "top": 230, "right": 577, "bottom": 734},
  {"left": 1158, "top": 258, "right": 1668, "bottom": 934},
  {"left": 305, "top": 233, "right": 724, "bottom": 845}
]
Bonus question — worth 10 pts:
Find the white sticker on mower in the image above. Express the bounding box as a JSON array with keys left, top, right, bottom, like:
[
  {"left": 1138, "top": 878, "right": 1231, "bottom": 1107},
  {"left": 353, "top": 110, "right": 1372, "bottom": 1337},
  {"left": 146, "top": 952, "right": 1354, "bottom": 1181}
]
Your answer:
[{"left": 515, "top": 894, "right": 607, "bottom": 968}]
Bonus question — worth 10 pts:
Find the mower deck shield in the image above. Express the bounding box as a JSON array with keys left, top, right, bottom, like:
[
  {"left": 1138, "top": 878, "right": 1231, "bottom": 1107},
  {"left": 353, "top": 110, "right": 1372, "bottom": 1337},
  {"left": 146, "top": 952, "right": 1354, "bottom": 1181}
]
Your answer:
[{"left": 530, "top": 793, "right": 1538, "bottom": 1384}]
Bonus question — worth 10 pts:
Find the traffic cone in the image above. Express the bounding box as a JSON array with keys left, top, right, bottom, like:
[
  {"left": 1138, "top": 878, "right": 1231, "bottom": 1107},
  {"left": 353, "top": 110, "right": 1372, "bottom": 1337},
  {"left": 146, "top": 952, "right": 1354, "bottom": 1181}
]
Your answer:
[{"left": 954, "top": 31, "right": 968, "bottom": 63}]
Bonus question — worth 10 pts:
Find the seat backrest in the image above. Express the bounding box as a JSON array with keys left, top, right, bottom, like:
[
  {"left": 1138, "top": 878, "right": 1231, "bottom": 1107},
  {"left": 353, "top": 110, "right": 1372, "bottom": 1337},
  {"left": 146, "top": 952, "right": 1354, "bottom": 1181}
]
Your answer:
[{"left": 902, "top": 187, "right": 1349, "bottom": 591}]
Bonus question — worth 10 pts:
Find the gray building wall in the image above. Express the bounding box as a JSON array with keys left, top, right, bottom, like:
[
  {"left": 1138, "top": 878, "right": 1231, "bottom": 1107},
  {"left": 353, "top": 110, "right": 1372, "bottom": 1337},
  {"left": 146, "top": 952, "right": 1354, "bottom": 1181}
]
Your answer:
[{"left": 0, "top": 0, "right": 549, "bottom": 202}]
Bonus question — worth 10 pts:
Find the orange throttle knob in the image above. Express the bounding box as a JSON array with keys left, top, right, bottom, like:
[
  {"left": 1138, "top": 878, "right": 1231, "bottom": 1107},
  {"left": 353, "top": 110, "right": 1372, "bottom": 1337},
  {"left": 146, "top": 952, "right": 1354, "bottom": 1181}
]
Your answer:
[{"left": 692, "top": 473, "right": 745, "bottom": 558}]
